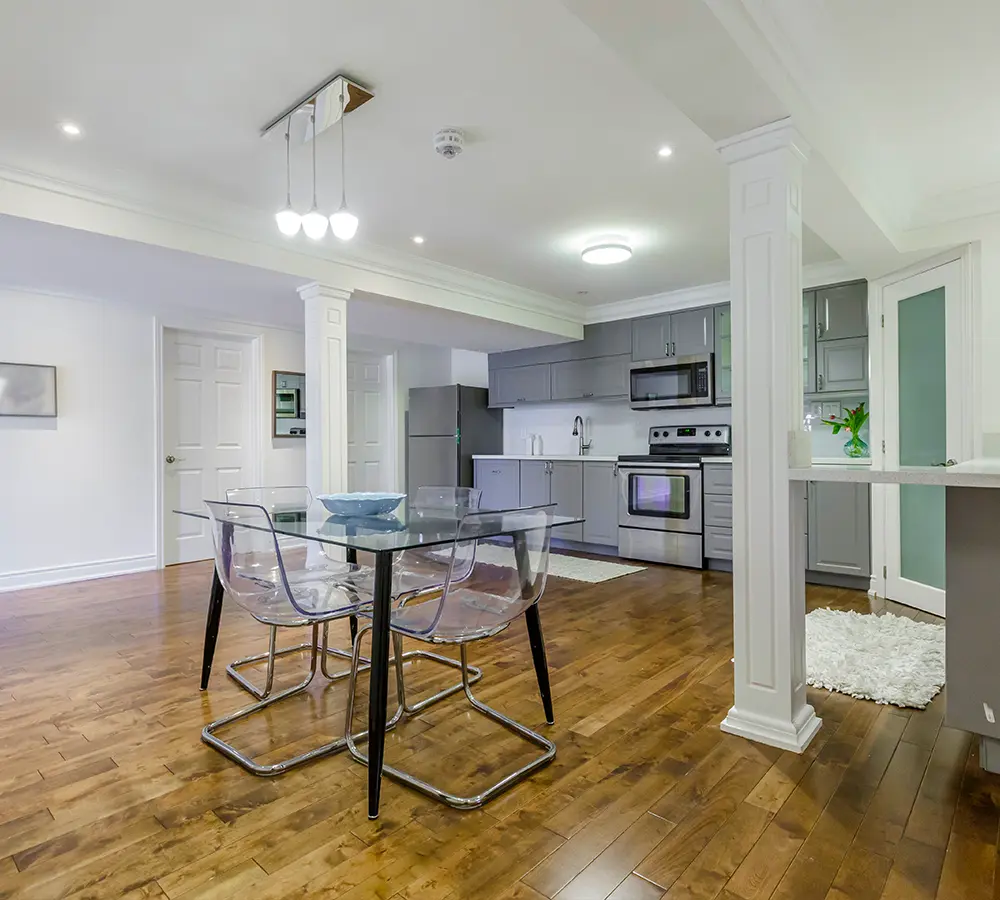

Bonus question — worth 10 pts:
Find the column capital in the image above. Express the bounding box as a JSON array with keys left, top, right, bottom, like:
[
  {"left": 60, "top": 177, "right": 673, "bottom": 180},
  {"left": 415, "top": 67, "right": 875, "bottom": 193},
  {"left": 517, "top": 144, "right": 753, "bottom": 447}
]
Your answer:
[
  {"left": 716, "top": 117, "right": 810, "bottom": 166},
  {"left": 297, "top": 282, "right": 352, "bottom": 304}
]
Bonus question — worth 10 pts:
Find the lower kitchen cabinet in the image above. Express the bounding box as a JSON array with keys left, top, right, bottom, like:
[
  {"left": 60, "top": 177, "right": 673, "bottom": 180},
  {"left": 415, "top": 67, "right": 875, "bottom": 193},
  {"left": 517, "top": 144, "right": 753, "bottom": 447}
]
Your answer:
[
  {"left": 473, "top": 459, "right": 520, "bottom": 511},
  {"left": 582, "top": 462, "right": 619, "bottom": 546},
  {"left": 550, "top": 461, "right": 584, "bottom": 542},
  {"left": 519, "top": 461, "right": 550, "bottom": 508},
  {"left": 807, "top": 481, "right": 871, "bottom": 577}
]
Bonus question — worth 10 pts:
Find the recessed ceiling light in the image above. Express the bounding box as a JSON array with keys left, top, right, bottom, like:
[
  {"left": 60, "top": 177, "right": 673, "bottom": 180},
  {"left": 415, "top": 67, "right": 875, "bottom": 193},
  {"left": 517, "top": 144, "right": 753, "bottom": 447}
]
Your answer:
[
  {"left": 60, "top": 122, "right": 82, "bottom": 137},
  {"left": 582, "top": 237, "right": 632, "bottom": 265},
  {"left": 657, "top": 145, "right": 673, "bottom": 158},
  {"left": 412, "top": 235, "right": 425, "bottom": 244}
]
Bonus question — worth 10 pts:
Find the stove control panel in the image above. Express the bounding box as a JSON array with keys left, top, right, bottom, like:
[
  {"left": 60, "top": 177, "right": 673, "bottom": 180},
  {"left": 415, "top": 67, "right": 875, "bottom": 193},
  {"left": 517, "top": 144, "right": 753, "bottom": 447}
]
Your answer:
[{"left": 649, "top": 424, "right": 730, "bottom": 447}]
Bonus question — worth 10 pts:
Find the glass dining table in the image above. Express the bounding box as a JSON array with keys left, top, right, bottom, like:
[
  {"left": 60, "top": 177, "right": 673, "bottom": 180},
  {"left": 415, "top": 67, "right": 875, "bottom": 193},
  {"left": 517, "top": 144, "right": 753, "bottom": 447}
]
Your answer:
[{"left": 175, "top": 502, "right": 584, "bottom": 819}]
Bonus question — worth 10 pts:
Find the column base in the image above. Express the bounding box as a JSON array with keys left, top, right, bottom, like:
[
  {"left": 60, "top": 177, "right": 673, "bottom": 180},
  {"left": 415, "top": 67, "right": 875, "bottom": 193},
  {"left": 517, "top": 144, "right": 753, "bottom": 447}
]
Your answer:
[{"left": 721, "top": 702, "right": 822, "bottom": 753}]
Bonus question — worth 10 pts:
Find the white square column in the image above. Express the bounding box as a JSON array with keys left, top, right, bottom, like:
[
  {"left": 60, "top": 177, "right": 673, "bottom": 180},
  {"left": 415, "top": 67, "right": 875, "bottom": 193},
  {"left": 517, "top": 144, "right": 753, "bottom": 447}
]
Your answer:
[
  {"left": 717, "top": 119, "right": 820, "bottom": 753},
  {"left": 299, "top": 283, "right": 350, "bottom": 498}
]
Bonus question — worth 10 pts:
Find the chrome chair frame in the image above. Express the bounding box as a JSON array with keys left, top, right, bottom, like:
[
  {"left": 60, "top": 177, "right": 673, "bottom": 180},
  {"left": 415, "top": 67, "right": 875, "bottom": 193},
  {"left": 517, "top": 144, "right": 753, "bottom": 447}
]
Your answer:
[
  {"left": 344, "top": 625, "right": 554, "bottom": 809},
  {"left": 203, "top": 622, "right": 402, "bottom": 776}
]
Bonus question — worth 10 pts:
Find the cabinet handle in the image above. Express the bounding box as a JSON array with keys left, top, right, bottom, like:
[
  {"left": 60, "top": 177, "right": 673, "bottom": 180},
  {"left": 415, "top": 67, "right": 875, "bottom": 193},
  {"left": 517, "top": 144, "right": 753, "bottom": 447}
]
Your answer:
[
  {"left": 816, "top": 320, "right": 824, "bottom": 339},
  {"left": 612, "top": 463, "right": 618, "bottom": 476},
  {"left": 583, "top": 392, "right": 594, "bottom": 398},
  {"left": 672, "top": 341, "right": 676, "bottom": 356},
  {"left": 817, "top": 373, "right": 824, "bottom": 390}
]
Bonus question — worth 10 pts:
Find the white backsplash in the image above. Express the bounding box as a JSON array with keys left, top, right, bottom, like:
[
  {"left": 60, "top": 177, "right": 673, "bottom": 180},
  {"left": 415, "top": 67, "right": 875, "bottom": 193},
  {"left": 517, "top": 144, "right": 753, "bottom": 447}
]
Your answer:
[{"left": 502, "top": 398, "right": 870, "bottom": 460}]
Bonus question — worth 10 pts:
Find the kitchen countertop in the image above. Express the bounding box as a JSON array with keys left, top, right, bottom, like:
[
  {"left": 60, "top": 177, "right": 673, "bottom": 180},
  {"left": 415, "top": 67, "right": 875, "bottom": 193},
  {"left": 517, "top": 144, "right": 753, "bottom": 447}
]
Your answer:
[
  {"left": 472, "top": 454, "right": 620, "bottom": 462},
  {"left": 789, "top": 458, "right": 1000, "bottom": 488}
]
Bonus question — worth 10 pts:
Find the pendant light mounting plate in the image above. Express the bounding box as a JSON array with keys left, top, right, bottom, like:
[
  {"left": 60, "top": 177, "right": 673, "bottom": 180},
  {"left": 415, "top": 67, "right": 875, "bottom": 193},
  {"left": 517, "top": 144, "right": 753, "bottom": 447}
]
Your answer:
[{"left": 261, "top": 73, "right": 373, "bottom": 141}]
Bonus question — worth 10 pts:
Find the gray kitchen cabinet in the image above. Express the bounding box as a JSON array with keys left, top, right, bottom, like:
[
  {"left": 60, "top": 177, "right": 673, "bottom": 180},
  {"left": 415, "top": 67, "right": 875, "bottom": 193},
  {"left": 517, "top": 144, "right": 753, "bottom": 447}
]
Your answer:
[
  {"left": 550, "top": 355, "right": 629, "bottom": 401},
  {"left": 671, "top": 307, "right": 714, "bottom": 357},
  {"left": 714, "top": 304, "right": 731, "bottom": 404},
  {"left": 519, "top": 460, "right": 550, "bottom": 509},
  {"left": 703, "top": 464, "right": 733, "bottom": 494},
  {"left": 703, "top": 494, "right": 733, "bottom": 528},
  {"left": 631, "top": 314, "right": 671, "bottom": 362},
  {"left": 583, "top": 462, "right": 618, "bottom": 546},
  {"left": 803, "top": 291, "right": 816, "bottom": 394},
  {"left": 816, "top": 336, "right": 868, "bottom": 393},
  {"left": 582, "top": 320, "right": 631, "bottom": 358},
  {"left": 703, "top": 463, "right": 733, "bottom": 563},
  {"left": 490, "top": 363, "right": 551, "bottom": 406},
  {"left": 474, "top": 459, "right": 520, "bottom": 511},
  {"left": 703, "top": 526, "right": 733, "bottom": 561},
  {"left": 550, "top": 461, "right": 584, "bottom": 542},
  {"left": 815, "top": 281, "right": 868, "bottom": 341},
  {"left": 807, "top": 481, "right": 871, "bottom": 577}
]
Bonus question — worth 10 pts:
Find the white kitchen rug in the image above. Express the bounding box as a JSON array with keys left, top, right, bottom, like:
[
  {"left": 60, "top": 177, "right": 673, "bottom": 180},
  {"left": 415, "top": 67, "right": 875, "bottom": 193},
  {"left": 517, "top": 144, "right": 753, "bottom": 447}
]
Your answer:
[
  {"left": 806, "top": 608, "right": 945, "bottom": 709},
  {"left": 473, "top": 544, "right": 645, "bottom": 583}
]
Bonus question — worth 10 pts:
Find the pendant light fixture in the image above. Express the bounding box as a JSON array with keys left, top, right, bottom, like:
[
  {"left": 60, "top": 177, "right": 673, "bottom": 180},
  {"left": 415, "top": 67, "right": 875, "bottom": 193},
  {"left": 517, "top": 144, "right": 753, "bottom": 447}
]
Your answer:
[
  {"left": 329, "top": 87, "right": 359, "bottom": 241},
  {"left": 301, "top": 110, "right": 329, "bottom": 240},
  {"left": 274, "top": 118, "right": 302, "bottom": 236}
]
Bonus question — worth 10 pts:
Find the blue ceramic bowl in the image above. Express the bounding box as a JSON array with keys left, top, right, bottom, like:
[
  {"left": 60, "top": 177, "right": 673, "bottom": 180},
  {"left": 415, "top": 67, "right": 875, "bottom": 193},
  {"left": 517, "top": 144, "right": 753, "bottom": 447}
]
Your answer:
[{"left": 317, "top": 492, "right": 406, "bottom": 517}]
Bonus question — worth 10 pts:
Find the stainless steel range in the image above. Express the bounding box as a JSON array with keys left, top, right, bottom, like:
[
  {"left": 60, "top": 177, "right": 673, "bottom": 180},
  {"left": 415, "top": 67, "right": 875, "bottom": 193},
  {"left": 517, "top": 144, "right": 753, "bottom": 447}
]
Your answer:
[{"left": 617, "top": 424, "right": 731, "bottom": 568}]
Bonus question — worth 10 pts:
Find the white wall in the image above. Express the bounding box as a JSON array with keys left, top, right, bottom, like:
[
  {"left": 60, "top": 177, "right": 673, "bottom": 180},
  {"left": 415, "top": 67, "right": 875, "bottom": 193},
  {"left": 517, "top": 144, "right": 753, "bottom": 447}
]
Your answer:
[
  {"left": 0, "top": 288, "right": 308, "bottom": 591},
  {"left": 977, "top": 237, "right": 1000, "bottom": 456},
  {"left": 450, "top": 349, "right": 489, "bottom": 387}
]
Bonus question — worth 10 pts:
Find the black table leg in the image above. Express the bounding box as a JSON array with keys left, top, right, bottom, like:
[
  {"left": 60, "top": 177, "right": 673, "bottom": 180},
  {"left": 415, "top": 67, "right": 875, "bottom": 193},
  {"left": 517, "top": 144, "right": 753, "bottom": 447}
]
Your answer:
[
  {"left": 200, "top": 567, "right": 224, "bottom": 691},
  {"left": 367, "top": 549, "right": 393, "bottom": 818},
  {"left": 346, "top": 547, "right": 359, "bottom": 645},
  {"left": 513, "top": 531, "right": 554, "bottom": 725},
  {"left": 524, "top": 605, "right": 554, "bottom": 725}
]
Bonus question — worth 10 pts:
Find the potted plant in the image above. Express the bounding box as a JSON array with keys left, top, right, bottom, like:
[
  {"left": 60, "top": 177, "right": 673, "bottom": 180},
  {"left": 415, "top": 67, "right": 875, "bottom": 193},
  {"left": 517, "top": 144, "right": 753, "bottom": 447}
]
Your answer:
[{"left": 821, "top": 401, "right": 870, "bottom": 459}]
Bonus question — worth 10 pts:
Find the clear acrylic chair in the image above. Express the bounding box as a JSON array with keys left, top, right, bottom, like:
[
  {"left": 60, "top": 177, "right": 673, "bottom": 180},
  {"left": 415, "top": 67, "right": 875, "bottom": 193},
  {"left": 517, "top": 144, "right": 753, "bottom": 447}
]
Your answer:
[
  {"left": 343, "top": 505, "right": 557, "bottom": 809},
  {"left": 202, "top": 500, "right": 394, "bottom": 776},
  {"left": 223, "top": 486, "right": 370, "bottom": 699}
]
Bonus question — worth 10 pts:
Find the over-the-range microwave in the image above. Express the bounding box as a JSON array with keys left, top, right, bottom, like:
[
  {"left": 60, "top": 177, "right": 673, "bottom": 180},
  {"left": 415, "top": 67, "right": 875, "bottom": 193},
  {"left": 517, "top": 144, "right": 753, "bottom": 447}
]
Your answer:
[{"left": 629, "top": 353, "right": 714, "bottom": 409}]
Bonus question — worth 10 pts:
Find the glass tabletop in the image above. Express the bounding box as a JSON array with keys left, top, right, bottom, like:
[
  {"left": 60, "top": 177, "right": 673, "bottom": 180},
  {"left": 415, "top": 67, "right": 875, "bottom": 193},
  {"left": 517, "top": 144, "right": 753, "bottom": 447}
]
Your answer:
[{"left": 174, "top": 502, "right": 585, "bottom": 553}]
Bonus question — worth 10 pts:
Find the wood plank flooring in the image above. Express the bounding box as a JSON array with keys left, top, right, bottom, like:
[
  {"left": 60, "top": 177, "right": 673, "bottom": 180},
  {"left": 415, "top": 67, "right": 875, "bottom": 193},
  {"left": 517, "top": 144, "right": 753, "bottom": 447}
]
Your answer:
[{"left": 0, "top": 559, "right": 994, "bottom": 899}]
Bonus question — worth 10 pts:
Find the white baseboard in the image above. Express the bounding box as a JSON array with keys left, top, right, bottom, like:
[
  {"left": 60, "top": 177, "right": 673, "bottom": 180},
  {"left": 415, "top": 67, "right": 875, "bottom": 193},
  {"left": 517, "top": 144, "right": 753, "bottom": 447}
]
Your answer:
[
  {"left": 0, "top": 554, "right": 158, "bottom": 593},
  {"left": 721, "top": 703, "right": 823, "bottom": 753}
]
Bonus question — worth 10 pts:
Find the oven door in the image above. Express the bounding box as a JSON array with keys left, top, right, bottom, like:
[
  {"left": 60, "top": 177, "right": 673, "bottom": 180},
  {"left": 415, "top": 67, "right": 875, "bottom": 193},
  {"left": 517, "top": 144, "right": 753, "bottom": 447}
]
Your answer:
[
  {"left": 630, "top": 355, "right": 714, "bottom": 409},
  {"left": 618, "top": 465, "right": 703, "bottom": 533}
]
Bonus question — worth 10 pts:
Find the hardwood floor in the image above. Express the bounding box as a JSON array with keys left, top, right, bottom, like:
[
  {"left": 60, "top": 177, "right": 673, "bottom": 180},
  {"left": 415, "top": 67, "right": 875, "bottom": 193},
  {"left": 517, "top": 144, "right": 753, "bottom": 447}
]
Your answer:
[{"left": 0, "top": 560, "right": 993, "bottom": 899}]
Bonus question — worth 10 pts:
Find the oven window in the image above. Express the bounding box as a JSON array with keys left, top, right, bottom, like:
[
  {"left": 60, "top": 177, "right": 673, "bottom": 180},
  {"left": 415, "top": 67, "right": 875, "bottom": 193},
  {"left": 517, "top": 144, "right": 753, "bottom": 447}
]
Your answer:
[
  {"left": 631, "top": 367, "right": 693, "bottom": 402},
  {"left": 628, "top": 473, "right": 690, "bottom": 519}
]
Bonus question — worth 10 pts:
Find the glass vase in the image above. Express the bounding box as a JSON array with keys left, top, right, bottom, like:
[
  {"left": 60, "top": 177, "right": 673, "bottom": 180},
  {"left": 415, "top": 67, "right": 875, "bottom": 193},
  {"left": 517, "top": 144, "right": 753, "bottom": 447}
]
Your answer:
[{"left": 843, "top": 433, "right": 870, "bottom": 459}]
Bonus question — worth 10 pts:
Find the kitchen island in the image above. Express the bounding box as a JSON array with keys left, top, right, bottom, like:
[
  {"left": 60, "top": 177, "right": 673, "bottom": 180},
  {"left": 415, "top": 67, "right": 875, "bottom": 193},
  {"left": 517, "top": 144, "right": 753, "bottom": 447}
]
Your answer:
[{"left": 790, "top": 460, "right": 1000, "bottom": 771}]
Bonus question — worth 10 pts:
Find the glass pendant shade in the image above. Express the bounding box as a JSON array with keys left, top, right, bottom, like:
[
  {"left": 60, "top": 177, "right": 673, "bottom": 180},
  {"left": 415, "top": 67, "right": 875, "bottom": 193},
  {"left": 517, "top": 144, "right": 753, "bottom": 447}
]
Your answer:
[
  {"left": 302, "top": 207, "right": 329, "bottom": 240},
  {"left": 330, "top": 204, "right": 359, "bottom": 240},
  {"left": 275, "top": 206, "right": 301, "bottom": 236}
]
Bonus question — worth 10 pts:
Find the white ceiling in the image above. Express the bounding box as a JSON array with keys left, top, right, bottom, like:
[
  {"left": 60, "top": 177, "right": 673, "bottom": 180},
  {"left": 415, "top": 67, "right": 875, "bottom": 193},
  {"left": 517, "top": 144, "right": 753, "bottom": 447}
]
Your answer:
[
  {"left": 0, "top": 215, "right": 564, "bottom": 352},
  {"left": 0, "top": 0, "right": 839, "bottom": 307}
]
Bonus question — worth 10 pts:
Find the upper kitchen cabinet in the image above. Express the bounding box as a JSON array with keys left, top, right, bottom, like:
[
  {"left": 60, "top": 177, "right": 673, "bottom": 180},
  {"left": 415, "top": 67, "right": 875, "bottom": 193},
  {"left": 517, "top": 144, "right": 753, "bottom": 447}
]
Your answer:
[
  {"left": 550, "top": 355, "right": 630, "bottom": 401},
  {"left": 803, "top": 291, "right": 816, "bottom": 394},
  {"left": 631, "top": 307, "right": 715, "bottom": 362},
  {"left": 631, "top": 314, "right": 671, "bottom": 362},
  {"left": 489, "top": 363, "right": 550, "bottom": 406},
  {"left": 817, "top": 336, "right": 868, "bottom": 393},
  {"left": 582, "top": 320, "right": 631, "bottom": 358},
  {"left": 714, "top": 305, "right": 731, "bottom": 404},
  {"left": 815, "top": 281, "right": 868, "bottom": 342},
  {"left": 671, "top": 307, "right": 714, "bottom": 357}
]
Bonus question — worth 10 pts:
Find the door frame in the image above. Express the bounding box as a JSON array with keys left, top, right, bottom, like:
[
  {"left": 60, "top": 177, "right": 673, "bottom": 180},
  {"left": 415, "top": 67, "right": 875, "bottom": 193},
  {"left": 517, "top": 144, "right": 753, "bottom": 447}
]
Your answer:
[
  {"left": 868, "top": 244, "right": 979, "bottom": 609},
  {"left": 154, "top": 320, "right": 264, "bottom": 568}
]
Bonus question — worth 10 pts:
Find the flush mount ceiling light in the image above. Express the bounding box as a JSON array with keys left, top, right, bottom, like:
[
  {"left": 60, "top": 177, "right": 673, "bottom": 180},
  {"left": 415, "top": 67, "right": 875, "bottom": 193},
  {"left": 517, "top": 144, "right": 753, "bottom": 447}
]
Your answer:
[
  {"left": 581, "top": 236, "right": 632, "bottom": 265},
  {"left": 59, "top": 122, "right": 82, "bottom": 137},
  {"left": 412, "top": 235, "right": 425, "bottom": 244},
  {"left": 262, "top": 74, "right": 373, "bottom": 241},
  {"left": 657, "top": 145, "right": 673, "bottom": 158}
]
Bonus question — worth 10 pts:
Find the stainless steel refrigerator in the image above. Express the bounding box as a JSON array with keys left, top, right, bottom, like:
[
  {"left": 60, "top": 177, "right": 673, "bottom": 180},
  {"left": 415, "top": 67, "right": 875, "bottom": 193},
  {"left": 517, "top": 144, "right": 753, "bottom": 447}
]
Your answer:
[{"left": 406, "top": 385, "right": 503, "bottom": 500}]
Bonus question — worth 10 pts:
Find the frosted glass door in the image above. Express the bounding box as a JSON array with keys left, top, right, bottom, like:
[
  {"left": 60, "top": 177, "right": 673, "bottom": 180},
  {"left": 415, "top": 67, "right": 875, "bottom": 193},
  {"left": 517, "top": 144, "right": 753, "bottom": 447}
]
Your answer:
[{"left": 883, "top": 260, "right": 962, "bottom": 617}]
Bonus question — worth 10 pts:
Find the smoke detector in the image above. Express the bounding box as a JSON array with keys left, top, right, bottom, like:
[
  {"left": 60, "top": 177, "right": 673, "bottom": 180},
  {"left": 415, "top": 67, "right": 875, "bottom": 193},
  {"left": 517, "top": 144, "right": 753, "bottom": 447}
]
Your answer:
[{"left": 434, "top": 128, "right": 465, "bottom": 159}]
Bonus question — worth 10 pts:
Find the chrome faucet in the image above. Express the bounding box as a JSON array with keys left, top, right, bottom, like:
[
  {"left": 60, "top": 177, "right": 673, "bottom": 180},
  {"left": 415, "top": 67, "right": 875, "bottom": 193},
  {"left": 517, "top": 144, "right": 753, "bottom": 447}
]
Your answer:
[{"left": 572, "top": 415, "right": 592, "bottom": 456}]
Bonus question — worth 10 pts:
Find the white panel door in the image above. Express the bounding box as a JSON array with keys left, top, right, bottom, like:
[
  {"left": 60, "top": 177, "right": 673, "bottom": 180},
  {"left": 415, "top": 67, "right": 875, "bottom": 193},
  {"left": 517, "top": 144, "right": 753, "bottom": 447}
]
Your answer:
[
  {"left": 162, "top": 330, "right": 252, "bottom": 564},
  {"left": 346, "top": 353, "right": 390, "bottom": 492}
]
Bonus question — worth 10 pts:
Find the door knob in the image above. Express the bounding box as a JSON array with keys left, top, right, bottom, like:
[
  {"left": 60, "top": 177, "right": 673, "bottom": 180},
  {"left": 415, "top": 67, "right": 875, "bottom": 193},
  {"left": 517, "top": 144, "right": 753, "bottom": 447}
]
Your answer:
[{"left": 165, "top": 455, "right": 184, "bottom": 464}]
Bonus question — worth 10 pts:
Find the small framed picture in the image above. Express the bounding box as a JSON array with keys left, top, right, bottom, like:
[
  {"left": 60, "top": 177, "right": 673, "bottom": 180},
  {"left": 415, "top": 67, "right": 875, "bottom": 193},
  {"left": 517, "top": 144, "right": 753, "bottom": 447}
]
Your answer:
[{"left": 0, "top": 363, "right": 57, "bottom": 417}]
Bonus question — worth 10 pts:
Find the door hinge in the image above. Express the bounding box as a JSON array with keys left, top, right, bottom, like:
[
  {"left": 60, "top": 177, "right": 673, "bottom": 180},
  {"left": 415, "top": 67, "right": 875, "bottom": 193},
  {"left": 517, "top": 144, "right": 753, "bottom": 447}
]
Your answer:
[
  {"left": 882, "top": 439, "right": 886, "bottom": 453},
  {"left": 881, "top": 314, "right": 885, "bottom": 327},
  {"left": 883, "top": 565, "right": 887, "bottom": 579}
]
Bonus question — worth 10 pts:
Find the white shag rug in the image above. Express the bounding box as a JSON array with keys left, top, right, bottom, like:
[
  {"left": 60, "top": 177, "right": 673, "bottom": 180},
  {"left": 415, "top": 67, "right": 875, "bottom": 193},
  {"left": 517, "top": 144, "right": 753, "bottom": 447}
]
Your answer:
[
  {"left": 472, "top": 544, "right": 645, "bottom": 583},
  {"left": 806, "top": 608, "right": 945, "bottom": 709}
]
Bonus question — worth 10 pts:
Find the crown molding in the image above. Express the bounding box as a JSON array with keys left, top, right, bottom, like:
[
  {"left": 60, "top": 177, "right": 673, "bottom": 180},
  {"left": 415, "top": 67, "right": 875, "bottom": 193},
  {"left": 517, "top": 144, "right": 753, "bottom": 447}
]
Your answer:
[
  {"left": 716, "top": 117, "right": 809, "bottom": 164},
  {"left": 0, "top": 165, "right": 586, "bottom": 337},
  {"left": 584, "top": 281, "right": 730, "bottom": 323}
]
